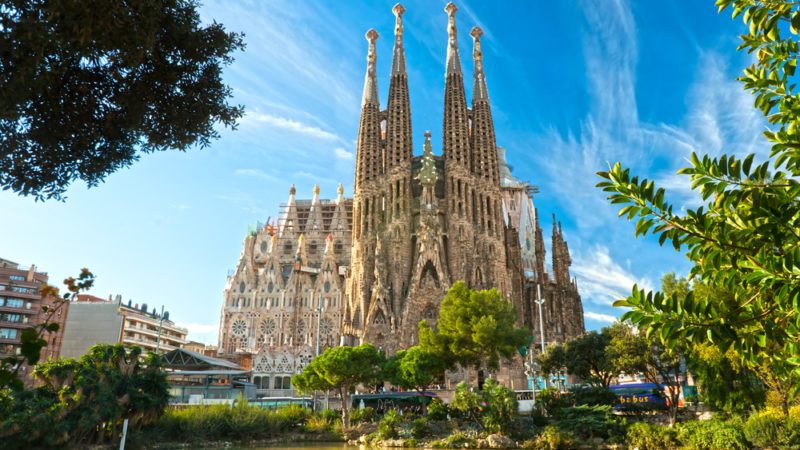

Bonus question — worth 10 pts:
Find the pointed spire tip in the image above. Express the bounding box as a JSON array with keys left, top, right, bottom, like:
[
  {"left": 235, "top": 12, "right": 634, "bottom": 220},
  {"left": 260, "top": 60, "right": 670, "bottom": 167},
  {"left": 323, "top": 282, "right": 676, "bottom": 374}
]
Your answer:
[
  {"left": 444, "top": 2, "right": 461, "bottom": 75},
  {"left": 366, "top": 28, "right": 378, "bottom": 42},
  {"left": 470, "top": 26, "right": 483, "bottom": 39}
]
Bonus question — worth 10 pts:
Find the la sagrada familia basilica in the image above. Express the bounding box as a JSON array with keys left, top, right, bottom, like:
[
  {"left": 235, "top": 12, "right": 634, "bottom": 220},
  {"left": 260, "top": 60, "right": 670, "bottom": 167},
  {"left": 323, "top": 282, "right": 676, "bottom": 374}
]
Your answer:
[{"left": 218, "top": 3, "right": 584, "bottom": 390}]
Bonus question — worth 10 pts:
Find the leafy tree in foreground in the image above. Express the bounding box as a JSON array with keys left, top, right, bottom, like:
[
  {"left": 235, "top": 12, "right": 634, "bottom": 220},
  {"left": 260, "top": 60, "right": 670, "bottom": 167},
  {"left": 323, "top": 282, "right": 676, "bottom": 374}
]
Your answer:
[
  {"left": 0, "top": 0, "right": 245, "bottom": 200},
  {"left": 292, "top": 343, "right": 383, "bottom": 427},
  {"left": 0, "top": 344, "right": 168, "bottom": 447},
  {"left": 0, "top": 269, "right": 94, "bottom": 390},
  {"left": 666, "top": 274, "right": 767, "bottom": 412},
  {"left": 688, "top": 341, "right": 765, "bottom": 412},
  {"left": 597, "top": 0, "right": 800, "bottom": 398},
  {"left": 419, "top": 281, "right": 531, "bottom": 373},
  {"left": 384, "top": 346, "right": 447, "bottom": 416},
  {"left": 564, "top": 329, "right": 618, "bottom": 388}
]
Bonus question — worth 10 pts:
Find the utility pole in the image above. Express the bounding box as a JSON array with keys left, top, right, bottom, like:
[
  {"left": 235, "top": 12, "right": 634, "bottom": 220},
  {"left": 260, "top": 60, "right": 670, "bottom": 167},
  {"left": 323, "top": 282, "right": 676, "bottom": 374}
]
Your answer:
[{"left": 155, "top": 305, "right": 165, "bottom": 354}]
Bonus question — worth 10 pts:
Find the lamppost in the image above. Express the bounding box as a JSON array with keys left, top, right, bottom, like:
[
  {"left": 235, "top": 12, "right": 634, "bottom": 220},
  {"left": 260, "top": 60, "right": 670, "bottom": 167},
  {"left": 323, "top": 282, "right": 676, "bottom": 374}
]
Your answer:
[
  {"left": 533, "top": 284, "right": 546, "bottom": 388},
  {"left": 313, "top": 293, "right": 325, "bottom": 411}
]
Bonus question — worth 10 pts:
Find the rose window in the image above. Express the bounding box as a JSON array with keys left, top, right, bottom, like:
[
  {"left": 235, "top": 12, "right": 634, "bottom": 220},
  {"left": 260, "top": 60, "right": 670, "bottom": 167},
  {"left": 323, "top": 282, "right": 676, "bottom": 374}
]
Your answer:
[
  {"left": 260, "top": 318, "right": 276, "bottom": 335},
  {"left": 231, "top": 320, "right": 247, "bottom": 336},
  {"left": 319, "top": 318, "right": 334, "bottom": 336}
]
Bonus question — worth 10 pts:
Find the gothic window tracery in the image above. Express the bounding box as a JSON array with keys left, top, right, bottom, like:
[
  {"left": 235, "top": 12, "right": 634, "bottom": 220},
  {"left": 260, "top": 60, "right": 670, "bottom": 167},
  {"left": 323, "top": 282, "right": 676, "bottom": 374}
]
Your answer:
[
  {"left": 231, "top": 320, "right": 247, "bottom": 336},
  {"left": 260, "top": 318, "right": 277, "bottom": 335},
  {"left": 319, "top": 318, "right": 334, "bottom": 336}
]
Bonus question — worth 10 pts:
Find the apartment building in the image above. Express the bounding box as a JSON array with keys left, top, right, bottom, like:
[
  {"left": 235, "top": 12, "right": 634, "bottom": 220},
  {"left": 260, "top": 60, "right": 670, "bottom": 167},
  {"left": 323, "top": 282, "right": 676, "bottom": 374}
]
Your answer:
[
  {"left": 0, "top": 258, "right": 67, "bottom": 386},
  {"left": 61, "top": 295, "right": 187, "bottom": 358}
]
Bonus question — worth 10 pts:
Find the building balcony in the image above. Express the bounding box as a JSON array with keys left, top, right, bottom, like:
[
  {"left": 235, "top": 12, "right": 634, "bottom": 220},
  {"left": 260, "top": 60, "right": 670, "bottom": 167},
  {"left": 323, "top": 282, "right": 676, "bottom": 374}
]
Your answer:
[
  {"left": 122, "top": 336, "right": 178, "bottom": 352},
  {"left": 124, "top": 324, "right": 187, "bottom": 344}
]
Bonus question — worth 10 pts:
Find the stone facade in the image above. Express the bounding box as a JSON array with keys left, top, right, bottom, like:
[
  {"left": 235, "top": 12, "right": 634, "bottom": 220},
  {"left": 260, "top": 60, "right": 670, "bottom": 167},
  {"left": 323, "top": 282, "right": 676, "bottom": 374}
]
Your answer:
[
  {"left": 218, "top": 185, "right": 352, "bottom": 391},
  {"left": 218, "top": 3, "right": 584, "bottom": 391}
]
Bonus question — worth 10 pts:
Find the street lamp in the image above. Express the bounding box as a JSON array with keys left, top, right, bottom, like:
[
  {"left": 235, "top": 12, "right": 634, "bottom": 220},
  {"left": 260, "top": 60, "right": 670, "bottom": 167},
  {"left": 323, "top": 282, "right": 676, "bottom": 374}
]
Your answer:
[
  {"left": 533, "top": 284, "right": 546, "bottom": 388},
  {"left": 313, "top": 293, "right": 325, "bottom": 411}
]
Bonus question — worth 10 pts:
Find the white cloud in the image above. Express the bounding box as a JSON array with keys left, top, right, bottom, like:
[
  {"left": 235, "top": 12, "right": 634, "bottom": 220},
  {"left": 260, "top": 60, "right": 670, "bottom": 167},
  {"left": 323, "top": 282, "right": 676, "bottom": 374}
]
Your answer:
[
  {"left": 234, "top": 168, "right": 279, "bottom": 182},
  {"left": 584, "top": 311, "right": 619, "bottom": 323},
  {"left": 292, "top": 171, "right": 338, "bottom": 185},
  {"left": 572, "top": 245, "right": 655, "bottom": 306},
  {"left": 241, "top": 112, "right": 339, "bottom": 141},
  {"left": 334, "top": 148, "right": 354, "bottom": 159}
]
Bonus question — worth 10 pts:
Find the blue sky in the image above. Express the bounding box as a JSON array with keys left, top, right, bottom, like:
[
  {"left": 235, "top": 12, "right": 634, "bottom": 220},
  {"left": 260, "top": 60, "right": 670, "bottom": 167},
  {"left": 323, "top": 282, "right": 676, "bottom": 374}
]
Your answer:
[{"left": 0, "top": 1, "right": 771, "bottom": 344}]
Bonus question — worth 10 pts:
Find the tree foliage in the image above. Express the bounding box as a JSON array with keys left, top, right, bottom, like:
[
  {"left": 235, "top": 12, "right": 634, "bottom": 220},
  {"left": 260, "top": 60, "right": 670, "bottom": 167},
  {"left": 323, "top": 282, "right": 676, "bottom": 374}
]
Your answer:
[
  {"left": 383, "top": 346, "right": 446, "bottom": 416},
  {"left": 419, "top": 281, "right": 531, "bottom": 372},
  {"left": 689, "top": 341, "right": 765, "bottom": 412},
  {"left": 564, "top": 329, "right": 618, "bottom": 388},
  {"left": 0, "top": 344, "right": 169, "bottom": 448},
  {"left": 0, "top": 269, "right": 94, "bottom": 390},
  {"left": 291, "top": 343, "right": 383, "bottom": 427},
  {"left": 606, "top": 321, "right": 683, "bottom": 425},
  {"left": 597, "top": 0, "right": 800, "bottom": 396},
  {"left": 537, "top": 342, "right": 567, "bottom": 378},
  {"left": 0, "top": 0, "right": 245, "bottom": 200}
]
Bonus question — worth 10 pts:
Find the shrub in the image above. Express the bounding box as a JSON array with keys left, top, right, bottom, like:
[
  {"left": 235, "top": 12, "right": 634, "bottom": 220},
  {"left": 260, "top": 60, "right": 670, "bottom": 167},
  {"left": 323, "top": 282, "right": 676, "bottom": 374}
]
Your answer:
[
  {"left": 790, "top": 404, "right": 800, "bottom": 421},
  {"left": 350, "top": 406, "right": 375, "bottom": 424},
  {"left": 528, "top": 426, "right": 572, "bottom": 450},
  {"left": 676, "top": 419, "right": 749, "bottom": 450},
  {"left": 320, "top": 408, "right": 341, "bottom": 424},
  {"left": 434, "top": 431, "right": 475, "bottom": 448},
  {"left": 427, "top": 398, "right": 449, "bottom": 421},
  {"left": 570, "top": 384, "right": 616, "bottom": 407},
  {"left": 626, "top": 422, "right": 677, "bottom": 450},
  {"left": 554, "top": 405, "right": 626, "bottom": 440},
  {"left": 744, "top": 411, "right": 783, "bottom": 447},
  {"left": 536, "top": 387, "right": 574, "bottom": 417},
  {"left": 275, "top": 403, "right": 310, "bottom": 426},
  {"left": 530, "top": 408, "right": 548, "bottom": 427},
  {"left": 745, "top": 410, "right": 800, "bottom": 449},
  {"left": 378, "top": 410, "right": 403, "bottom": 440},
  {"left": 410, "top": 417, "right": 429, "bottom": 439},
  {"left": 305, "top": 413, "right": 332, "bottom": 432}
]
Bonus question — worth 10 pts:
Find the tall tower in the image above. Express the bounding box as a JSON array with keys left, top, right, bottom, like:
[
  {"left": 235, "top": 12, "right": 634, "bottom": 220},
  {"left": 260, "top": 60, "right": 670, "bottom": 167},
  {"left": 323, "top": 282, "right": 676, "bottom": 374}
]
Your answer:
[
  {"left": 441, "top": 2, "right": 474, "bottom": 285},
  {"left": 343, "top": 3, "right": 581, "bottom": 362},
  {"left": 467, "top": 25, "right": 508, "bottom": 295},
  {"left": 348, "top": 29, "right": 382, "bottom": 340},
  {"left": 379, "top": 3, "right": 415, "bottom": 336}
]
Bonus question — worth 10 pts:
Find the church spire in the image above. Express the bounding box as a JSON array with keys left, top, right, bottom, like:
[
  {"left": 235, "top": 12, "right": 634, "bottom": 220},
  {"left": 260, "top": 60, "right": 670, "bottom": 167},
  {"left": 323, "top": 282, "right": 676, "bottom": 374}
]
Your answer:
[
  {"left": 445, "top": 2, "right": 462, "bottom": 75},
  {"left": 386, "top": 4, "right": 413, "bottom": 171},
  {"left": 469, "top": 26, "right": 499, "bottom": 184},
  {"left": 471, "top": 27, "right": 489, "bottom": 102},
  {"left": 442, "top": 2, "right": 470, "bottom": 168},
  {"left": 391, "top": 4, "right": 406, "bottom": 76},
  {"left": 355, "top": 29, "right": 383, "bottom": 189},
  {"left": 362, "top": 29, "right": 379, "bottom": 107}
]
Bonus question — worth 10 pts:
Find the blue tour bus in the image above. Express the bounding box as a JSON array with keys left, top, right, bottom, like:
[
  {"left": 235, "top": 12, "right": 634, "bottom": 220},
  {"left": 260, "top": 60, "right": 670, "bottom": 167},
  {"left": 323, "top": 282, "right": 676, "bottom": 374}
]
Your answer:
[{"left": 609, "top": 383, "right": 669, "bottom": 409}]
